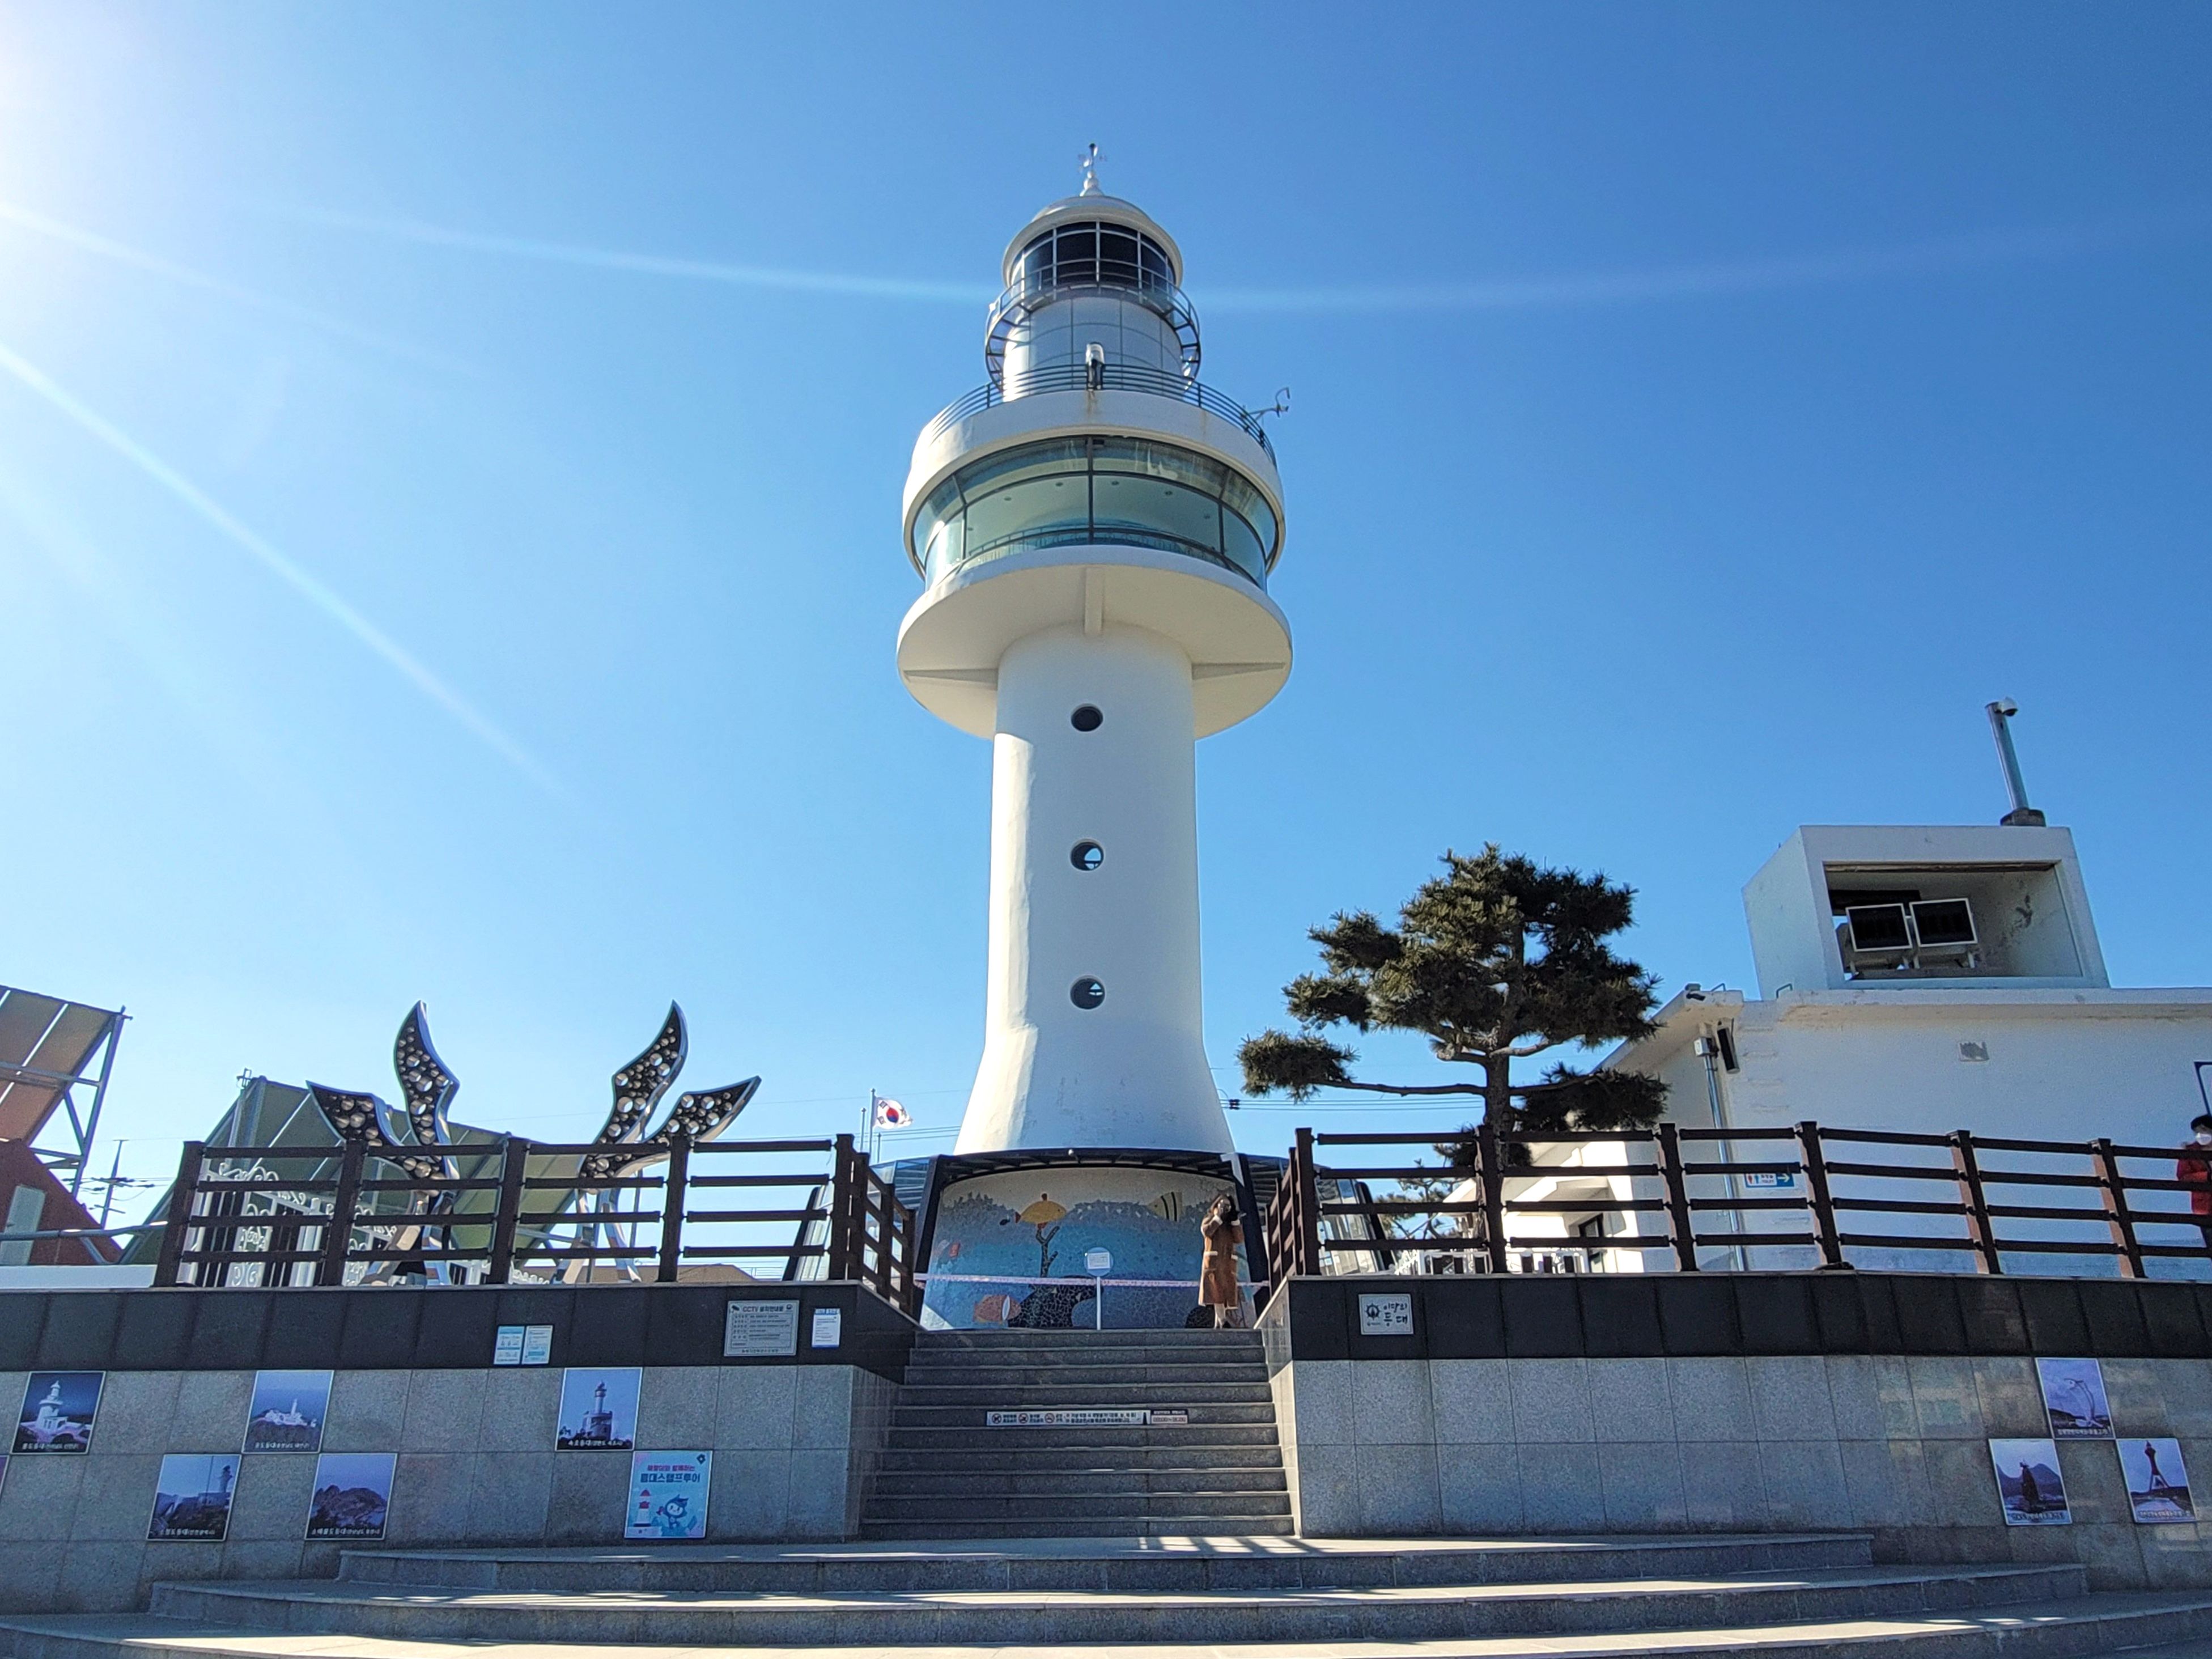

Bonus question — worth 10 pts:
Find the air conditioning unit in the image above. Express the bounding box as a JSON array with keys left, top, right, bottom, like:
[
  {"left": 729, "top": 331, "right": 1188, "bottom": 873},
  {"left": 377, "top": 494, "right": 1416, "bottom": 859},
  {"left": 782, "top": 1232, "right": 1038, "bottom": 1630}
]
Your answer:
[
  {"left": 1910, "top": 897, "right": 1978, "bottom": 967},
  {"left": 1838, "top": 897, "right": 1981, "bottom": 975},
  {"left": 1841, "top": 903, "right": 1913, "bottom": 972}
]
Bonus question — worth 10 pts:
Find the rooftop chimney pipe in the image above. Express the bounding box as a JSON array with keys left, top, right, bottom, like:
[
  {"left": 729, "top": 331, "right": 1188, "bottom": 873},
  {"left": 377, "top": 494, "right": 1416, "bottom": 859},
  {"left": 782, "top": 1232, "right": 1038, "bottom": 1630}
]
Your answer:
[{"left": 1985, "top": 699, "right": 2047, "bottom": 826}]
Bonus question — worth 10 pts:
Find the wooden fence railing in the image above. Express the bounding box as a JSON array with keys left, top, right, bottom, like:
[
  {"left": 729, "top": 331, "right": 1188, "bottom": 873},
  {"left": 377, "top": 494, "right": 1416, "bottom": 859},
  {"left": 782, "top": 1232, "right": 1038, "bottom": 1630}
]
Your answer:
[
  {"left": 1259, "top": 1121, "right": 2211, "bottom": 1301},
  {"left": 151, "top": 1132, "right": 918, "bottom": 1312}
]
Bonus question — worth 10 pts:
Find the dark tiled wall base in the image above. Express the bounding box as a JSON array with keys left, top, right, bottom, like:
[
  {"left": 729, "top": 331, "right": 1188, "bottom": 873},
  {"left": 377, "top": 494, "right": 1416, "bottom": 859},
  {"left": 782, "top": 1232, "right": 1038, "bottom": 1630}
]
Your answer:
[
  {"left": 1268, "top": 1272, "right": 2212, "bottom": 1367},
  {"left": 0, "top": 1283, "right": 918, "bottom": 1381}
]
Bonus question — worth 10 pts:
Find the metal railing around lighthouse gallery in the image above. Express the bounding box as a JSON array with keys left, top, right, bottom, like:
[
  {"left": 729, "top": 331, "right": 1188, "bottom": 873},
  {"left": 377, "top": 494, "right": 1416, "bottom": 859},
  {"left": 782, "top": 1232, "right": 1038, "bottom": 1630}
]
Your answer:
[
  {"left": 1260, "top": 1121, "right": 2212, "bottom": 1306},
  {"left": 918, "top": 360, "right": 1277, "bottom": 456},
  {"left": 148, "top": 1132, "right": 919, "bottom": 1311}
]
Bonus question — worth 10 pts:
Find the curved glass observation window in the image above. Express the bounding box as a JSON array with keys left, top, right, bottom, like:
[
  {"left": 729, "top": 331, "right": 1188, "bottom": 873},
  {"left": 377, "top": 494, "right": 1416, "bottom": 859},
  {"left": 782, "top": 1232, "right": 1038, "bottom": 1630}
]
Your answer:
[
  {"left": 1012, "top": 222, "right": 1175, "bottom": 299},
  {"left": 915, "top": 437, "right": 1277, "bottom": 589}
]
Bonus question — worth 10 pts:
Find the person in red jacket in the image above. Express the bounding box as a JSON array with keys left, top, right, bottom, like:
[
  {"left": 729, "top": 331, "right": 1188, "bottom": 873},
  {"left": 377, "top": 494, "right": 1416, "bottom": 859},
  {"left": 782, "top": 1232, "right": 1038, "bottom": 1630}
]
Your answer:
[{"left": 2181, "top": 1113, "right": 2212, "bottom": 1253}]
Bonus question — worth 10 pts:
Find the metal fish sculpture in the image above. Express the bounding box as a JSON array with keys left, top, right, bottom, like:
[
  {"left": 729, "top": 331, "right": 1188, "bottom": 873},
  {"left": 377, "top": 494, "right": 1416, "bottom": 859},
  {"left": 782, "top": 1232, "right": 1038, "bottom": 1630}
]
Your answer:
[
  {"left": 579, "top": 1003, "right": 760, "bottom": 1180},
  {"left": 310, "top": 1002, "right": 761, "bottom": 1180}
]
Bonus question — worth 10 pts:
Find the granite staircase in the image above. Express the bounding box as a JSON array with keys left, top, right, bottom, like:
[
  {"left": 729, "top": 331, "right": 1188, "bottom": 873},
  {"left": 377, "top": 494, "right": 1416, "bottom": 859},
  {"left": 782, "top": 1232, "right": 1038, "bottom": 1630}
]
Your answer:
[
  {"left": 860, "top": 1325, "right": 1294, "bottom": 1538},
  {"left": 7, "top": 1533, "right": 2212, "bottom": 1656}
]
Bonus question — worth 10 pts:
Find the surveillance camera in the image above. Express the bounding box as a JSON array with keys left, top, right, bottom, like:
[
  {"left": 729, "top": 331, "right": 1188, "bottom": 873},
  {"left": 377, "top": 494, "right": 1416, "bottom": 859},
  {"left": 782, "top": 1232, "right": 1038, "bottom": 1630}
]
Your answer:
[{"left": 1990, "top": 699, "right": 2018, "bottom": 718}]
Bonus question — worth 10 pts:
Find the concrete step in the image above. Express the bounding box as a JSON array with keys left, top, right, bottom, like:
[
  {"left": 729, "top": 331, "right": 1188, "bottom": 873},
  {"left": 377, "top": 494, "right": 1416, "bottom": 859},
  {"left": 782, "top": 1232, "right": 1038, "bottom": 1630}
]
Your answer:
[
  {"left": 870, "top": 1469, "right": 1289, "bottom": 1497},
  {"left": 897, "top": 1381, "right": 1276, "bottom": 1405},
  {"left": 105, "top": 1564, "right": 2104, "bottom": 1648},
  {"left": 901, "top": 1361, "right": 1269, "bottom": 1385},
  {"left": 865, "top": 1490, "right": 1296, "bottom": 1522},
  {"left": 882, "top": 1424, "right": 1281, "bottom": 1450},
  {"left": 329, "top": 1533, "right": 1878, "bottom": 1593},
  {"left": 860, "top": 1515, "right": 1302, "bottom": 1540},
  {"left": 876, "top": 1445, "right": 1289, "bottom": 1474},
  {"left": 892, "top": 1401, "right": 1279, "bottom": 1427},
  {"left": 11, "top": 1591, "right": 2212, "bottom": 1658},
  {"left": 911, "top": 1336, "right": 1265, "bottom": 1353}
]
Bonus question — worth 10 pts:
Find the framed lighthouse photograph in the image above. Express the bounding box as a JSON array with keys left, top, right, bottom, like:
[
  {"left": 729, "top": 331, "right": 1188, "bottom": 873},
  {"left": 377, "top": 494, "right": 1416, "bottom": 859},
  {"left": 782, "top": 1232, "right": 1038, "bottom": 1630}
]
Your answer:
[
  {"left": 1989, "top": 1438, "right": 2071, "bottom": 1526},
  {"left": 555, "top": 1368, "right": 639, "bottom": 1452}
]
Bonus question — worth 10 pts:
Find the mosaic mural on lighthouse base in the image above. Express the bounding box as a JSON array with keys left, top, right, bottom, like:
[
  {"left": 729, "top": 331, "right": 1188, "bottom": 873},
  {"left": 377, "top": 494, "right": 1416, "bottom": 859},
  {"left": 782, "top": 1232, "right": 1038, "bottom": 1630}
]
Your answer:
[{"left": 919, "top": 1165, "right": 1250, "bottom": 1331}]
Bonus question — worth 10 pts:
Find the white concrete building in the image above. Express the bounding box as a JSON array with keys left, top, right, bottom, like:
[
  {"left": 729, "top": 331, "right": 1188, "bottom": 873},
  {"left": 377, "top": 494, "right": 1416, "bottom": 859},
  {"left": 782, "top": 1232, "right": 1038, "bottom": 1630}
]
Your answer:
[
  {"left": 1571, "top": 820, "right": 2212, "bottom": 1271},
  {"left": 1616, "top": 822, "right": 2212, "bottom": 1153},
  {"left": 896, "top": 163, "right": 1289, "bottom": 1157}
]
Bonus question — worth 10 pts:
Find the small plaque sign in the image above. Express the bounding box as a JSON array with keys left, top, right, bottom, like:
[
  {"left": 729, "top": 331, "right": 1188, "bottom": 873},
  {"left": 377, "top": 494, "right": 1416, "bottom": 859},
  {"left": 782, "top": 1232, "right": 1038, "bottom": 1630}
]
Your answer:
[
  {"left": 987, "top": 1408, "right": 1150, "bottom": 1427},
  {"left": 493, "top": 1325, "right": 555, "bottom": 1367},
  {"left": 1358, "top": 1291, "right": 1415, "bottom": 1337},
  {"left": 810, "top": 1308, "right": 843, "bottom": 1350},
  {"left": 724, "top": 1300, "right": 800, "bottom": 1358}
]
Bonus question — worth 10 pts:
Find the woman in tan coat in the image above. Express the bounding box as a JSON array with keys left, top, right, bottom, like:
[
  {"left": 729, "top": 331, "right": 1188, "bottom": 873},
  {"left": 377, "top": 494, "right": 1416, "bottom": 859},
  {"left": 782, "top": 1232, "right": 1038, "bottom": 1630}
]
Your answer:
[{"left": 1199, "top": 1193, "right": 1244, "bottom": 1328}]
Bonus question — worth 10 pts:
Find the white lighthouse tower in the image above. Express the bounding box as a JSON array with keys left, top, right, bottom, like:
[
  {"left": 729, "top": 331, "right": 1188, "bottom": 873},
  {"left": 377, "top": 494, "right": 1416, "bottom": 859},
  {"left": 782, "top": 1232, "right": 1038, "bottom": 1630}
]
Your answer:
[{"left": 897, "top": 157, "right": 1290, "bottom": 1159}]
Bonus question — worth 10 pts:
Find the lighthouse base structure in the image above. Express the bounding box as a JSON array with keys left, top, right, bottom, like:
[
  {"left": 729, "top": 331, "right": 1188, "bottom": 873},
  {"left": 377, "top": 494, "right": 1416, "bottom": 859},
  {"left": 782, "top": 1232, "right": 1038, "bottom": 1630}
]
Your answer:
[{"left": 908, "top": 1148, "right": 1262, "bottom": 1333}]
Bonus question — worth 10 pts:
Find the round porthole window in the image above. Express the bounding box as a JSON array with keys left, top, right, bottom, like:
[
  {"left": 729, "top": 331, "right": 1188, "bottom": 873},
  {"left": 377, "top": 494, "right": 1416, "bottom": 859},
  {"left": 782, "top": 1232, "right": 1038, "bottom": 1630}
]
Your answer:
[
  {"left": 1071, "top": 841, "right": 1104, "bottom": 871},
  {"left": 1069, "top": 977, "right": 1106, "bottom": 1009},
  {"left": 1071, "top": 705, "right": 1103, "bottom": 732}
]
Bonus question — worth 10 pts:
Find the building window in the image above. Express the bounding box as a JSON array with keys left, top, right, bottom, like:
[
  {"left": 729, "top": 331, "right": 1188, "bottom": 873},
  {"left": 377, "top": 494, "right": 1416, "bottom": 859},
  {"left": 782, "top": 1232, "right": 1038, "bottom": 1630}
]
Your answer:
[
  {"left": 1011, "top": 222, "right": 1175, "bottom": 300},
  {"left": 912, "top": 435, "right": 1277, "bottom": 589}
]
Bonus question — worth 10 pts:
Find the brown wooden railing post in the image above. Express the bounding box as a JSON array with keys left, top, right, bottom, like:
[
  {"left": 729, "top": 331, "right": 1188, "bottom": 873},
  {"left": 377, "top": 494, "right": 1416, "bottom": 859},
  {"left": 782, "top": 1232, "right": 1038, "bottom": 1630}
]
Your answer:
[
  {"left": 1654, "top": 1122, "right": 1700, "bottom": 1272},
  {"left": 483, "top": 1136, "right": 529, "bottom": 1285},
  {"left": 153, "top": 1141, "right": 205, "bottom": 1287},
  {"left": 1475, "top": 1122, "right": 1509, "bottom": 1274},
  {"left": 655, "top": 1132, "right": 691, "bottom": 1284},
  {"left": 828, "top": 1135, "right": 859, "bottom": 1281},
  {"left": 1795, "top": 1120, "right": 1849, "bottom": 1270},
  {"left": 869, "top": 1174, "right": 894, "bottom": 1299},
  {"left": 315, "top": 1140, "right": 366, "bottom": 1287},
  {"left": 1292, "top": 1127, "right": 1322, "bottom": 1278},
  {"left": 1948, "top": 1130, "right": 2002, "bottom": 1275},
  {"left": 2091, "top": 1138, "right": 2147, "bottom": 1280}
]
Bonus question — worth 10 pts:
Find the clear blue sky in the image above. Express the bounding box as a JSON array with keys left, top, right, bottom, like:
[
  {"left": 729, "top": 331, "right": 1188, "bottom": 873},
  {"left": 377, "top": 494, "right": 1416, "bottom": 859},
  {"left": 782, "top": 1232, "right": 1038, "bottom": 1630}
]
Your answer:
[{"left": 4, "top": 4, "right": 2207, "bottom": 1211}]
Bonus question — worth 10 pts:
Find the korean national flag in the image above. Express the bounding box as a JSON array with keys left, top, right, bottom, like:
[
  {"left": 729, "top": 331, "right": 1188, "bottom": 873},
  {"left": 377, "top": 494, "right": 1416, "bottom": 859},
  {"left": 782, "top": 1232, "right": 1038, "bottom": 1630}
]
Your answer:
[{"left": 874, "top": 1098, "right": 910, "bottom": 1128}]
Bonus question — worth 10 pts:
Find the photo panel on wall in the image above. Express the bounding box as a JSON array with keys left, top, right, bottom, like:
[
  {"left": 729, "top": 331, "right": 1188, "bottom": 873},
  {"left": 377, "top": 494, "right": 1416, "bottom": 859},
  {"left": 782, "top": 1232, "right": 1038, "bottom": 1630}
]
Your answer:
[
  {"left": 2033, "top": 1359, "right": 2113, "bottom": 1440},
  {"left": 1989, "top": 1437, "right": 2071, "bottom": 1526},
  {"left": 242, "top": 1369, "right": 333, "bottom": 1453},
  {"left": 306, "top": 1452, "right": 396, "bottom": 1541},
  {"left": 2118, "top": 1439, "right": 2194, "bottom": 1525},
  {"left": 12, "top": 1372, "right": 103, "bottom": 1454},
  {"left": 147, "top": 1454, "right": 240, "bottom": 1541},
  {"left": 555, "top": 1368, "right": 640, "bottom": 1452}
]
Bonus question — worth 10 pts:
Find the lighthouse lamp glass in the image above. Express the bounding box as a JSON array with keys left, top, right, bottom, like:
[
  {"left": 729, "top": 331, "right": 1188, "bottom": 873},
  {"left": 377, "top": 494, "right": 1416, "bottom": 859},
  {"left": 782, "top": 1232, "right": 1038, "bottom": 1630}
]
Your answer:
[{"left": 914, "top": 435, "right": 1275, "bottom": 588}]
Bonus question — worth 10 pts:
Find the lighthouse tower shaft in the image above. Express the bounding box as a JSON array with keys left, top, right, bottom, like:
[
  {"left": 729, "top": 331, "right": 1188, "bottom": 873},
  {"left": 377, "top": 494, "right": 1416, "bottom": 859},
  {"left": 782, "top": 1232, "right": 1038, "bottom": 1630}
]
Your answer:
[{"left": 897, "top": 179, "right": 1289, "bottom": 1158}]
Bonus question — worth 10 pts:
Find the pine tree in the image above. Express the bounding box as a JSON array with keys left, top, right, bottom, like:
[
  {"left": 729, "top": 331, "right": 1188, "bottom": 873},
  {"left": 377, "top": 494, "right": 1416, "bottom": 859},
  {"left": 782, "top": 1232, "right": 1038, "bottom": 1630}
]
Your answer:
[{"left": 1239, "top": 845, "right": 1667, "bottom": 1138}]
